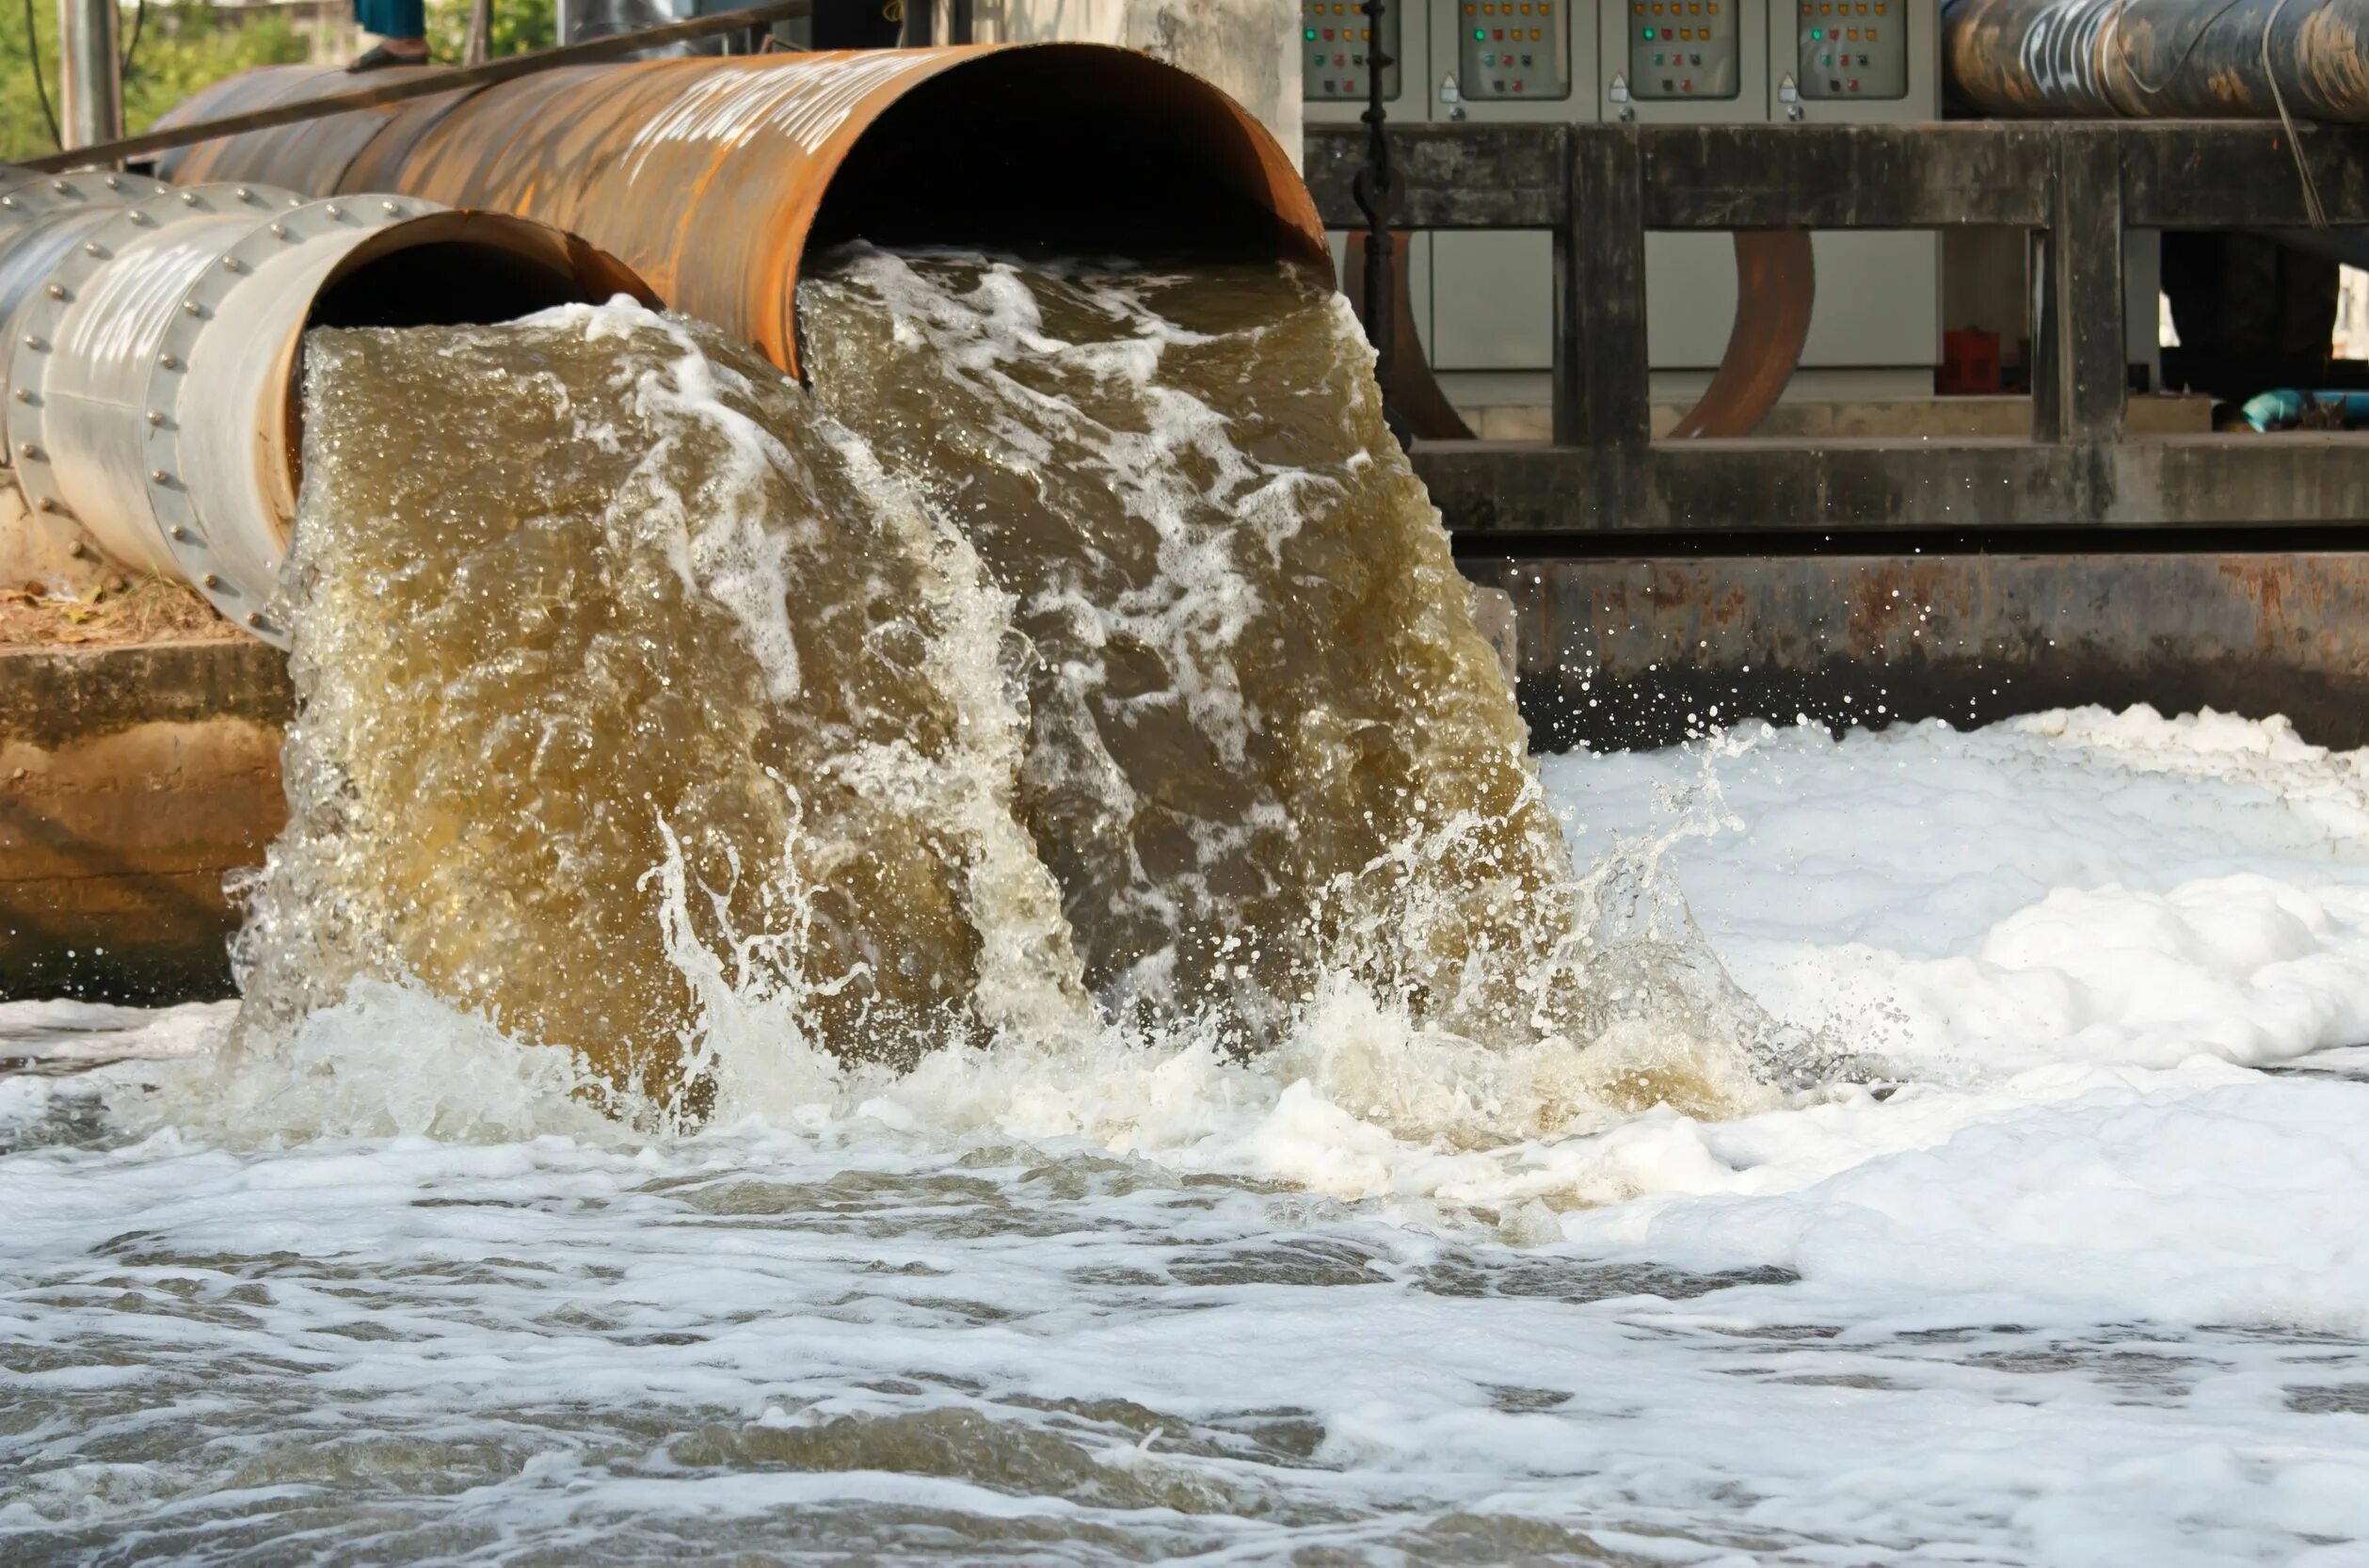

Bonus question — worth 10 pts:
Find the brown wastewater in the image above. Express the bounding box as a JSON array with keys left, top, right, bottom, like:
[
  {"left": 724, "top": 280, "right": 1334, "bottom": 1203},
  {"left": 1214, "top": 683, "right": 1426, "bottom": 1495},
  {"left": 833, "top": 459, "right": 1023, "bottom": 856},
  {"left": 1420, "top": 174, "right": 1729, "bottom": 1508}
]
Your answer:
[{"left": 227, "top": 249, "right": 1763, "bottom": 1125}]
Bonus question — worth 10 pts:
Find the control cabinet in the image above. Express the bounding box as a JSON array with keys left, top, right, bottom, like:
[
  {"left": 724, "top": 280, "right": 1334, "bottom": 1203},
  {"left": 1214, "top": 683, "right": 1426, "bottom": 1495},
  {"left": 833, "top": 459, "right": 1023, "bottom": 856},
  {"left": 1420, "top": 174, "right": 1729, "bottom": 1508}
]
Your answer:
[
  {"left": 1301, "top": 0, "right": 1943, "bottom": 404},
  {"left": 1303, "top": 0, "right": 1401, "bottom": 102},
  {"left": 1624, "top": 0, "right": 1741, "bottom": 100},
  {"left": 1793, "top": 0, "right": 1908, "bottom": 98},
  {"left": 1456, "top": 0, "right": 1575, "bottom": 100}
]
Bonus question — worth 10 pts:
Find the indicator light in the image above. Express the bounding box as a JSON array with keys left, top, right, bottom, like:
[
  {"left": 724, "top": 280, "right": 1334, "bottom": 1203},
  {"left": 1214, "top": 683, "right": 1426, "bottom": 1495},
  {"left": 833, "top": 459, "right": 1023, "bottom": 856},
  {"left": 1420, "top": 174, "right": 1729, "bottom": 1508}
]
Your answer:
[
  {"left": 1305, "top": 27, "right": 1316, "bottom": 37},
  {"left": 1475, "top": 26, "right": 1485, "bottom": 37},
  {"left": 1642, "top": 26, "right": 1654, "bottom": 37}
]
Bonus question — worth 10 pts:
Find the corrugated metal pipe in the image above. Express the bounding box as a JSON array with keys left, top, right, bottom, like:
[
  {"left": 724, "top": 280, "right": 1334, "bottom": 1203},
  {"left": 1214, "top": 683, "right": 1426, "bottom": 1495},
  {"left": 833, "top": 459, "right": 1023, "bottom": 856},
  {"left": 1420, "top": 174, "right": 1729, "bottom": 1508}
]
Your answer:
[
  {"left": 0, "top": 168, "right": 651, "bottom": 645},
  {"left": 1943, "top": 0, "right": 2369, "bottom": 120},
  {"left": 148, "top": 47, "right": 1327, "bottom": 378}
]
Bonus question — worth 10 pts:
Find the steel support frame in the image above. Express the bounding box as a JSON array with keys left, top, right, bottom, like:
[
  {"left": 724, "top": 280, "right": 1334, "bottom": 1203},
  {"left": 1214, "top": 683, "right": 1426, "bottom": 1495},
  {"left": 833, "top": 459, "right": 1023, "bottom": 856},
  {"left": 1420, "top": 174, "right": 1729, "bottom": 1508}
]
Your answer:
[{"left": 1302, "top": 119, "right": 2369, "bottom": 536}]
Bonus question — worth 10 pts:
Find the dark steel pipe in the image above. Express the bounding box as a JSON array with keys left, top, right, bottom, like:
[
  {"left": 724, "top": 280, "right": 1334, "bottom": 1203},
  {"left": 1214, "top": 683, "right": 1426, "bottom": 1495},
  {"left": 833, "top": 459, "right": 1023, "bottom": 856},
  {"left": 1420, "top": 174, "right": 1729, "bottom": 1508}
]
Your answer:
[
  {"left": 1944, "top": 0, "right": 2369, "bottom": 121},
  {"left": 152, "top": 48, "right": 1328, "bottom": 379}
]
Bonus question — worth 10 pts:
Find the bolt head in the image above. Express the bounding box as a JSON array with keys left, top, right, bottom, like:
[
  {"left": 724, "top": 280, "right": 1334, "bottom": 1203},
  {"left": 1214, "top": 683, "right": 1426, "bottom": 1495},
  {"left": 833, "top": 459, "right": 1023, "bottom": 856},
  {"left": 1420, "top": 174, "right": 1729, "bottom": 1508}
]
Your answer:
[
  {"left": 82, "top": 241, "right": 103, "bottom": 257},
  {"left": 150, "top": 468, "right": 169, "bottom": 484},
  {"left": 246, "top": 613, "right": 264, "bottom": 628},
  {"left": 34, "top": 497, "right": 55, "bottom": 513},
  {"left": 0, "top": 196, "right": 16, "bottom": 209},
  {"left": 43, "top": 283, "right": 65, "bottom": 300},
  {"left": 125, "top": 210, "right": 147, "bottom": 225},
  {"left": 49, "top": 181, "right": 67, "bottom": 194},
  {"left": 103, "top": 175, "right": 120, "bottom": 189},
  {"left": 145, "top": 409, "right": 164, "bottom": 425},
  {"left": 157, "top": 353, "right": 179, "bottom": 370},
  {"left": 179, "top": 189, "right": 200, "bottom": 204},
  {"left": 269, "top": 223, "right": 288, "bottom": 239},
  {"left": 325, "top": 204, "right": 344, "bottom": 219},
  {"left": 21, "top": 335, "right": 42, "bottom": 351},
  {"left": 234, "top": 187, "right": 253, "bottom": 201},
  {"left": 381, "top": 200, "right": 400, "bottom": 215},
  {"left": 169, "top": 525, "right": 189, "bottom": 540},
  {"left": 201, "top": 573, "right": 221, "bottom": 589},
  {"left": 220, "top": 256, "right": 242, "bottom": 273},
  {"left": 17, "top": 442, "right": 40, "bottom": 460},
  {"left": 10, "top": 390, "right": 27, "bottom": 404},
  {"left": 183, "top": 300, "right": 202, "bottom": 317}
]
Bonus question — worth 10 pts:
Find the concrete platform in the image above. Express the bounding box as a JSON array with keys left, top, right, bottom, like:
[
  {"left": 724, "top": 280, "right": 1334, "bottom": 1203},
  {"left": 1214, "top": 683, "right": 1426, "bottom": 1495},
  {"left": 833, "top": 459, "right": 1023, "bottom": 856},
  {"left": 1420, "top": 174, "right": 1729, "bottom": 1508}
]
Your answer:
[{"left": 0, "top": 640, "right": 291, "bottom": 1001}]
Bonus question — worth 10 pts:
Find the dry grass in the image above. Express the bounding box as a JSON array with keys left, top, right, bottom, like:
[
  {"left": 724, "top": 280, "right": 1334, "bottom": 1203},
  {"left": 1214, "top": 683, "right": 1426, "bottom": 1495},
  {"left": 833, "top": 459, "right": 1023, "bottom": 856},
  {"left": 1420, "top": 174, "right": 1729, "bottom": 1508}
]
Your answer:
[{"left": 0, "top": 576, "right": 244, "bottom": 649}]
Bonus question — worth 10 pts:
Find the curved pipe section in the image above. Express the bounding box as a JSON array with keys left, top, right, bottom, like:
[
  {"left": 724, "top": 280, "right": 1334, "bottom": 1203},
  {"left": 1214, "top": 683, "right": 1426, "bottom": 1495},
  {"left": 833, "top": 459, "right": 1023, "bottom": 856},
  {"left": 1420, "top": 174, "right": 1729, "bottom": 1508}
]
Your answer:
[
  {"left": 1, "top": 175, "right": 652, "bottom": 645},
  {"left": 153, "top": 47, "right": 1328, "bottom": 377},
  {"left": 1667, "top": 231, "right": 1816, "bottom": 440}
]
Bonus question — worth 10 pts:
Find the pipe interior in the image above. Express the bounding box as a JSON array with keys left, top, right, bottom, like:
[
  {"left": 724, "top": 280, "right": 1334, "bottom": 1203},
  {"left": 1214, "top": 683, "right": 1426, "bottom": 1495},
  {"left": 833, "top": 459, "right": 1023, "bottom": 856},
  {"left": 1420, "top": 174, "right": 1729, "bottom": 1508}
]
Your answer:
[
  {"left": 307, "top": 240, "right": 605, "bottom": 330},
  {"left": 808, "top": 48, "right": 1317, "bottom": 270}
]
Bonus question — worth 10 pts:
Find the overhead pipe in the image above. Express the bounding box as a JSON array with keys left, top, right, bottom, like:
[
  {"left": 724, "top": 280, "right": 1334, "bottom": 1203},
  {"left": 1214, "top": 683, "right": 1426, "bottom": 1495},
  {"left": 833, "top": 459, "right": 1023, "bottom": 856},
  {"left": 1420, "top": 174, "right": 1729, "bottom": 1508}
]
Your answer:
[
  {"left": 150, "top": 47, "right": 1328, "bottom": 377},
  {"left": 0, "top": 169, "right": 653, "bottom": 643},
  {"left": 1942, "top": 0, "right": 2369, "bottom": 120}
]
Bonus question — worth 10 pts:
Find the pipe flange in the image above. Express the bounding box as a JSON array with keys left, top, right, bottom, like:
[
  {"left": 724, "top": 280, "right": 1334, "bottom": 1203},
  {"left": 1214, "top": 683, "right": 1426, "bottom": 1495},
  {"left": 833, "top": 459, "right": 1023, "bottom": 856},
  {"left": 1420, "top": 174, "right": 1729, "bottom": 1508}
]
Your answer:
[
  {"left": 142, "top": 192, "right": 422, "bottom": 646},
  {"left": 0, "top": 168, "right": 168, "bottom": 232},
  {"left": 7, "top": 183, "right": 289, "bottom": 527}
]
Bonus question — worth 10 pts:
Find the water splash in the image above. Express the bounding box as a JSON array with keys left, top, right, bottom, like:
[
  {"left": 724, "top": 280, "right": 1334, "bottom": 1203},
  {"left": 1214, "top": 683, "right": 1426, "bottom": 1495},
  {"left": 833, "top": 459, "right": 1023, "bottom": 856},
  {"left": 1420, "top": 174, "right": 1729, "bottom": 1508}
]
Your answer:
[{"left": 221, "top": 254, "right": 1779, "bottom": 1140}]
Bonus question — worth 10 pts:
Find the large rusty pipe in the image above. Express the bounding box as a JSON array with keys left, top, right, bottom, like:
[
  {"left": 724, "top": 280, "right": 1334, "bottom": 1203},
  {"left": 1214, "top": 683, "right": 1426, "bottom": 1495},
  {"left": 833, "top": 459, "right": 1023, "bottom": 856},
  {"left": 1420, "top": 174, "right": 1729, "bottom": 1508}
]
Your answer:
[
  {"left": 152, "top": 47, "right": 1328, "bottom": 377},
  {"left": 0, "top": 170, "right": 652, "bottom": 642},
  {"left": 1944, "top": 0, "right": 2369, "bottom": 120}
]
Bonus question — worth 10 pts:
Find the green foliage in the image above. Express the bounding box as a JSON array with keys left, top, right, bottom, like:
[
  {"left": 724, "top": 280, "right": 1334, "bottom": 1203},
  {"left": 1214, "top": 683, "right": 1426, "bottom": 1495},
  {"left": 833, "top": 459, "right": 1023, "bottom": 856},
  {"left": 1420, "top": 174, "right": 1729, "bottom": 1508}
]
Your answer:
[
  {"left": 426, "top": 0, "right": 552, "bottom": 60},
  {"left": 0, "top": 2, "right": 310, "bottom": 162}
]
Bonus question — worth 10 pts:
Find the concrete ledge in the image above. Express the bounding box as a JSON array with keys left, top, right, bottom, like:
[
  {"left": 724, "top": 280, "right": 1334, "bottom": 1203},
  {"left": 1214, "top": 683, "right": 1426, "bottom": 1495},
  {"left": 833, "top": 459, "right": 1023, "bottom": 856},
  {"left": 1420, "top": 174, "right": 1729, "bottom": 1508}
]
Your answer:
[
  {"left": 1, "top": 641, "right": 292, "bottom": 1001},
  {"left": 1465, "top": 551, "right": 2369, "bottom": 751}
]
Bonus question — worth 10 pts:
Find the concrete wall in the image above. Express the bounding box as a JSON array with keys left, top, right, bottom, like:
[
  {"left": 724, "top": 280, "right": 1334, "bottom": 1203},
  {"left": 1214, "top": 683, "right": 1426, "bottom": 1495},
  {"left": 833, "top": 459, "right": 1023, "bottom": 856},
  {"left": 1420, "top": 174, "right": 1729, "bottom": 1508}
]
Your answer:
[
  {"left": 1465, "top": 551, "right": 2369, "bottom": 752},
  {"left": 963, "top": 0, "right": 1301, "bottom": 165}
]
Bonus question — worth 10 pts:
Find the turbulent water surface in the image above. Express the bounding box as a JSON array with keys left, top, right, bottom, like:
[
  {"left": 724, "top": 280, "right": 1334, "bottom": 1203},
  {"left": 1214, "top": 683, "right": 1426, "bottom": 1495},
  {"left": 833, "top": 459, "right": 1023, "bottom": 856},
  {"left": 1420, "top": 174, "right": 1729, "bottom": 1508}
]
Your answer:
[{"left": 5, "top": 251, "right": 2368, "bottom": 1566}]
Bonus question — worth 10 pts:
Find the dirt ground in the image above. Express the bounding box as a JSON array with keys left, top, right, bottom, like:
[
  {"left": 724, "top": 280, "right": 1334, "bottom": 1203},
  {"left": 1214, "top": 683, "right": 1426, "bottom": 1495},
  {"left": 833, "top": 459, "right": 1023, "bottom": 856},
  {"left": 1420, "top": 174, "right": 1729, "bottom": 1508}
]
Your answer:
[{"left": 0, "top": 578, "right": 242, "bottom": 649}]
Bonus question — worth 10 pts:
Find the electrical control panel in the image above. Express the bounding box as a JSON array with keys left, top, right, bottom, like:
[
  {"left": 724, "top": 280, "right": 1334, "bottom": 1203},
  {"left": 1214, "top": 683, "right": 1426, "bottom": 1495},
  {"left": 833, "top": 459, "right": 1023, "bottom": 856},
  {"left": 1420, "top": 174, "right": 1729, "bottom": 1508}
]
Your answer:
[
  {"left": 1455, "top": 0, "right": 1573, "bottom": 100},
  {"left": 1304, "top": 0, "right": 1401, "bottom": 102},
  {"left": 1625, "top": 0, "right": 1739, "bottom": 100},
  {"left": 1794, "top": 0, "right": 1906, "bottom": 99}
]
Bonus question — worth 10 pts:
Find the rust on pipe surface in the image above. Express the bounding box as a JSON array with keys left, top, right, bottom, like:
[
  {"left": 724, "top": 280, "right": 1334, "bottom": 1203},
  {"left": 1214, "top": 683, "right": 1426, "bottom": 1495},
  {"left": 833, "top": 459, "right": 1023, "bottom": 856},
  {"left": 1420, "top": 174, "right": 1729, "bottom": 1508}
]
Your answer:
[
  {"left": 155, "top": 67, "right": 478, "bottom": 191},
  {"left": 1943, "top": 0, "right": 2369, "bottom": 121},
  {"left": 156, "top": 48, "right": 1326, "bottom": 380},
  {"left": 24, "top": 0, "right": 817, "bottom": 172},
  {"left": 1666, "top": 231, "right": 1815, "bottom": 440}
]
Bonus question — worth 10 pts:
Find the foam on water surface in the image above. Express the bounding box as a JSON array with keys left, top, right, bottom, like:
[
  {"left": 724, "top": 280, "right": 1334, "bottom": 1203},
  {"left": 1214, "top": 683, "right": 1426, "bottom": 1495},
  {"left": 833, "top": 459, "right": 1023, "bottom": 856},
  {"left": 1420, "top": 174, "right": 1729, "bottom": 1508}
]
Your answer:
[
  {"left": 9, "top": 710, "right": 2369, "bottom": 1564},
  {"left": 7, "top": 238, "right": 2369, "bottom": 1561}
]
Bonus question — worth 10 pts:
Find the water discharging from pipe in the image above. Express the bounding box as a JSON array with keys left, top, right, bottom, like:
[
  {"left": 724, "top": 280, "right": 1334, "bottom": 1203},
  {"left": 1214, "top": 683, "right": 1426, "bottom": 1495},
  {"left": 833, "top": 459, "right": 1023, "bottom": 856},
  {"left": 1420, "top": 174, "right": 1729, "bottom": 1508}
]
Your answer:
[{"left": 227, "top": 251, "right": 1773, "bottom": 1128}]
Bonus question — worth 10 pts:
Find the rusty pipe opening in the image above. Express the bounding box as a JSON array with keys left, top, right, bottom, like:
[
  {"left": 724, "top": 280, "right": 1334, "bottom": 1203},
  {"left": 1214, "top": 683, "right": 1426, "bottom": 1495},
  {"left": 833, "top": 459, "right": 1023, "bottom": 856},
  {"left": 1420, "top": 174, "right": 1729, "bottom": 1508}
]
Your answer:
[
  {"left": 809, "top": 46, "right": 1326, "bottom": 270},
  {"left": 152, "top": 47, "right": 1327, "bottom": 379}
]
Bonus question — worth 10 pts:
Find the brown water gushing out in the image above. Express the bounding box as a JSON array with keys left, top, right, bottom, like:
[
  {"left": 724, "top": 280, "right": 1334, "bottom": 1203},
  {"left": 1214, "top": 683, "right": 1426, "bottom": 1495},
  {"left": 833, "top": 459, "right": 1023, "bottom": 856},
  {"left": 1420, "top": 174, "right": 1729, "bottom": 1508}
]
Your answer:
[{"left": 233, "top": 253, "right": 1595, "bottom": 1115}]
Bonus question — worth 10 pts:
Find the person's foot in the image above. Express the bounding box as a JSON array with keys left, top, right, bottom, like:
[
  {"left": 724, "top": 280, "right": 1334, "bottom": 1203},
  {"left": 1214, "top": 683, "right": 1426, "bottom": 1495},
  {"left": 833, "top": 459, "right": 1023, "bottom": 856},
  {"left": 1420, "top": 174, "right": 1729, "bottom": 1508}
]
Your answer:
[{"left": 346, "top": 40, "right": 429, "bottom": 72}]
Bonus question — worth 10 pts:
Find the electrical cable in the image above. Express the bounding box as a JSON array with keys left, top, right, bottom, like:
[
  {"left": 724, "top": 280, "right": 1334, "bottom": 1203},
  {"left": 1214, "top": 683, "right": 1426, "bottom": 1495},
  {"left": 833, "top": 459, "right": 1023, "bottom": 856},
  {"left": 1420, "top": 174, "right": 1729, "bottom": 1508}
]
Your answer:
[
  {"left": 22, "top": 0, "right": 60, "bottom": 148},
  {"left": 121, "top": 0, "right": 147, "bottom": 77}
]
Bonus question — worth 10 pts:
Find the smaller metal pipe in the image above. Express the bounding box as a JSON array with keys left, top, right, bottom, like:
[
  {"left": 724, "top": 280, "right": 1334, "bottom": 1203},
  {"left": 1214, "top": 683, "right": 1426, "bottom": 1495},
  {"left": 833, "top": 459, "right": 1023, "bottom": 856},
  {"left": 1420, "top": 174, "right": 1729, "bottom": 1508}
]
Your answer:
[
  {"left": 56, "top": 0, "right": 123, "bottom": 153},
  {"left": 0, "top": 175, "right": 653, "bottom": 642}
]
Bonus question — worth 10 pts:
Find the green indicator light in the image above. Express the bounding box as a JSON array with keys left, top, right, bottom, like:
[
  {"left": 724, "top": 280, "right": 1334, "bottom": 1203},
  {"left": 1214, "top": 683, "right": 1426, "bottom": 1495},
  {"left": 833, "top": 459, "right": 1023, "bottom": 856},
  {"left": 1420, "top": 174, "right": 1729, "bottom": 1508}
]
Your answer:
[
  {"left": 1474, "top": 26, "right": 1484, "bottom": 38},
  {"left": 1810, "top": 26, "right": 1820, "bottom": 35},
  {"left": 1641, "top": 25, "right": 1654, "bottom": 36},
  {"left": 1306, "top": 27, "right": 1317, "bottom": 37}
]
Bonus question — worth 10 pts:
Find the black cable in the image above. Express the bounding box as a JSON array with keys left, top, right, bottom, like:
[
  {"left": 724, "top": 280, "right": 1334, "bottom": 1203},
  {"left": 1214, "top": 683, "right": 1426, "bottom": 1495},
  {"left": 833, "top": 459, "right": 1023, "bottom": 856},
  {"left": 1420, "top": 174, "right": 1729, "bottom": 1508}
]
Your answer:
[
  {"left": 121, "top": 0, "right": 146, "bottom": 77},
  {"left": 23, "top": 0, "right": 60, "bottom": 149}
]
